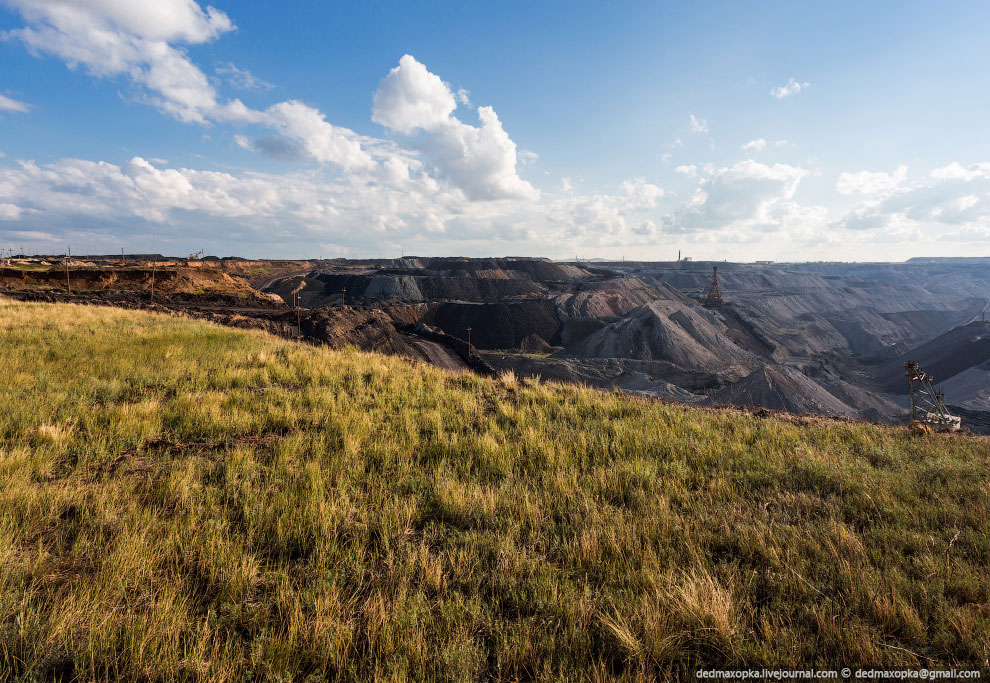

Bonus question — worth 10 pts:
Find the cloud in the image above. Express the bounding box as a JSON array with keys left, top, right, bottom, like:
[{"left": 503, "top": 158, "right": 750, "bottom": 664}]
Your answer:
[
  {"left": 372, "top": 55, "right": 456, "bottom": 133},
  {"left": 688, "top": 114, "right": 708, "bottom": 133},
  {"left": 0, "top": 202, "right": 21, "bottom": 219},
  {"left": 2, "top": 0, "right": 381, "bottom": 172},
  {"left": 0, "top": 152, "right": 582, "bottom": 258},
  {"left": 4, "top": 0, "right": 237, "bottom": 123},
  {"left": 0, "top": 154, "right": 448, "bottom": 237},
  {"left": 770, "top": 77, "right": 809, "bottom": 99},
  {"left": 518, "top": 149, "right": 539, "bottom": 166},
  {"left": 264, "top": 100, "right": 375, "bottom": 171},
  {"left": 633, "top": 220, "right": 657, "bottom": 236},
  {"left": 14, "top": 153, "right": 982, "bottom": 258},
  {"left": 835, "top": 165, "right": 907, "bottom": 195},
  {"left": 215, "top": 62, "right": 272, "bottom": 92},
  {"left": 663, "top": 160, "right": 809, "bottom": 233},
  {"left": 835, "top": 162, "right": 990, "bottom": 236},
  {"left": 742, "top": 139, "right": 789, "bottom": 152},
  {"left": 235, "top": 134, "right": 306, "bottom": 161},
  {"left": 675, "top": 165, "right": 698, "bottom": 177},
  {"left": 619, "top": 178, "right": 663, "bottom": 209},
  {"left": 372, "top": 54, "right": 538, "bottom": 200},
  {"left": 930, "top": 161, "right": 990, "bottom": 181},
  {"left": 5, "top": 3, "right": 535, "bottom": 200},
  {"left": 549, "top": 178, "right": 664, "bottom": 238},
  {"left": 456, "top": 88, "right": 471, "bottom": 107},
  {"left": 0, "top": 93, "right": 31, "bottom": 113}
]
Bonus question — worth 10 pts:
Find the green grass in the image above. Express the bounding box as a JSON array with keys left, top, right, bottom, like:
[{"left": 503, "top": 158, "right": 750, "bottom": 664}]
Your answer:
[
  {"left": 1, "top": 299, "right": 988, "bottom": 680},
  {"left": 1, "top": 263, "right": 51, "bottom": 272}
]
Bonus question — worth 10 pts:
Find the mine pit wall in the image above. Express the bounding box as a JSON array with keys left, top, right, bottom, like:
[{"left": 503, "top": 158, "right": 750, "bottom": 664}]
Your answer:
[
  {"left": 1, "top": 266, "right": 180, "bottom": 290},
  {"left": 417, "top": 300, "right": 564, "bottom": 350},
  {"left": 302, "top": 272, "right": 546, "bottom": 305}
]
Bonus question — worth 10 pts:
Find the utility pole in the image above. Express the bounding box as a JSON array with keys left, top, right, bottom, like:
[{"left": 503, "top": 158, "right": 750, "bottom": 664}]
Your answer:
[
  {"left": 295, "top": 291, "right": 302, "bottom": 337},
  {"left": 150, "top": 257, "right": 156, "bottom": 303},
  {"left": 64, "top": 255, "right": 70, "bottom": 292},
  {"left": 341, "top": 287, "right": 346, "bottom": 308},
  {"left": 466, "top": 327, "right": 472, "bottom": 357}
]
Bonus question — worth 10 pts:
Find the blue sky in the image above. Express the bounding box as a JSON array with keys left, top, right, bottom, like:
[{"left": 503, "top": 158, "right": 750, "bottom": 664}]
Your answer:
[{"left": 2, "top": 0, "right": 990, "bottom": 260}]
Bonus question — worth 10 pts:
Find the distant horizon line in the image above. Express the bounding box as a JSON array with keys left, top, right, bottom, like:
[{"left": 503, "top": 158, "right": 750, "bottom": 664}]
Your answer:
[{"left": 4, "top": 253, "right": 990, "bottom": 266}]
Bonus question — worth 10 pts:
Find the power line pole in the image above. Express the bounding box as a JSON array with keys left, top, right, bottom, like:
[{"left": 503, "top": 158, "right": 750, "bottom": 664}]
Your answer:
[{"left": 294, "top": 291, "right": 302, "bottom": 337}]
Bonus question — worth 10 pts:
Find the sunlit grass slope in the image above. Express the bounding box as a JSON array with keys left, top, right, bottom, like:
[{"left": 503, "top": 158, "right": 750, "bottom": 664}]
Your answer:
[{"left": 1, "top": 299, "right": 988, "bottom": 680}]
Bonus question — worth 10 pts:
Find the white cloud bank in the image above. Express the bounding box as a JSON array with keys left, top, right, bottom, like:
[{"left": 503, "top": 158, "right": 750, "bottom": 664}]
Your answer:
[{"left": 836, "top": 162, "right": 990, "bottom": 241}]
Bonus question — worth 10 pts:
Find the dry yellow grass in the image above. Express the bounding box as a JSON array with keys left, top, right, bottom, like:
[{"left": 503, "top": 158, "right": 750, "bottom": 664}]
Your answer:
[{"left": 0, "top": 299, "right": 988, "bottom": 680}]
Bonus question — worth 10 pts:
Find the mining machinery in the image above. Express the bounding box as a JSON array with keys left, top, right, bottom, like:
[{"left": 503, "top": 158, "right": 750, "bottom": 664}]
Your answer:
[
  {"left": 704, "top": 265, "right": 723, "bottom": 307},
  {"left": 904, "top": 361, "right": 962, "bottom": 432}
]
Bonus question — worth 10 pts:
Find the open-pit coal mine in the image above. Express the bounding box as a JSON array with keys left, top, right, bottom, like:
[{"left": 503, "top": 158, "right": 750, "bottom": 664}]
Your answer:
[{"left": 4, "top": 254, "right": 989, "bottom": 433}]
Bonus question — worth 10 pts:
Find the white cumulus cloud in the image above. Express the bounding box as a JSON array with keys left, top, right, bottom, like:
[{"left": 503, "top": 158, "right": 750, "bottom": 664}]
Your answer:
[
  {"left": 688, "top": 114, "right": 708, "bottom": 133},
  {"left": 836, "top": 162, "right": 990, "bottom": 238},
  {"left": 265, "top": 100, "right": 375, "bottom": 171},
  {"left": 372, "top": 54, "right": 537, "bottom": 201}
]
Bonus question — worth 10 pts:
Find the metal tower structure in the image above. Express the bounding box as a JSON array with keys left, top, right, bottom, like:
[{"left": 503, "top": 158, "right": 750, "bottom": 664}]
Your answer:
[
  {"left": 904, "top": 361, "right": 962, "bottom": 432},
  {"left": 704, "top": 265, "right": 723, "bottom": 307}
]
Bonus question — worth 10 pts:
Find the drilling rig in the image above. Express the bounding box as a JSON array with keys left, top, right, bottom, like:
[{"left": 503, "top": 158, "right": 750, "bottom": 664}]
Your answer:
[
  {"left": 704, "top": 265, "right": 723, "bottom": 307},
  {"left": 904, "top": 361, "right": 962, "bottom": 432}
]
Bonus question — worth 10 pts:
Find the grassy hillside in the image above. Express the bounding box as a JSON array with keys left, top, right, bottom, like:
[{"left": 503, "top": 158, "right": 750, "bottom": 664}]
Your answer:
[{"left": 1, "top": 299, "right": 987, "bottom": 680}]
